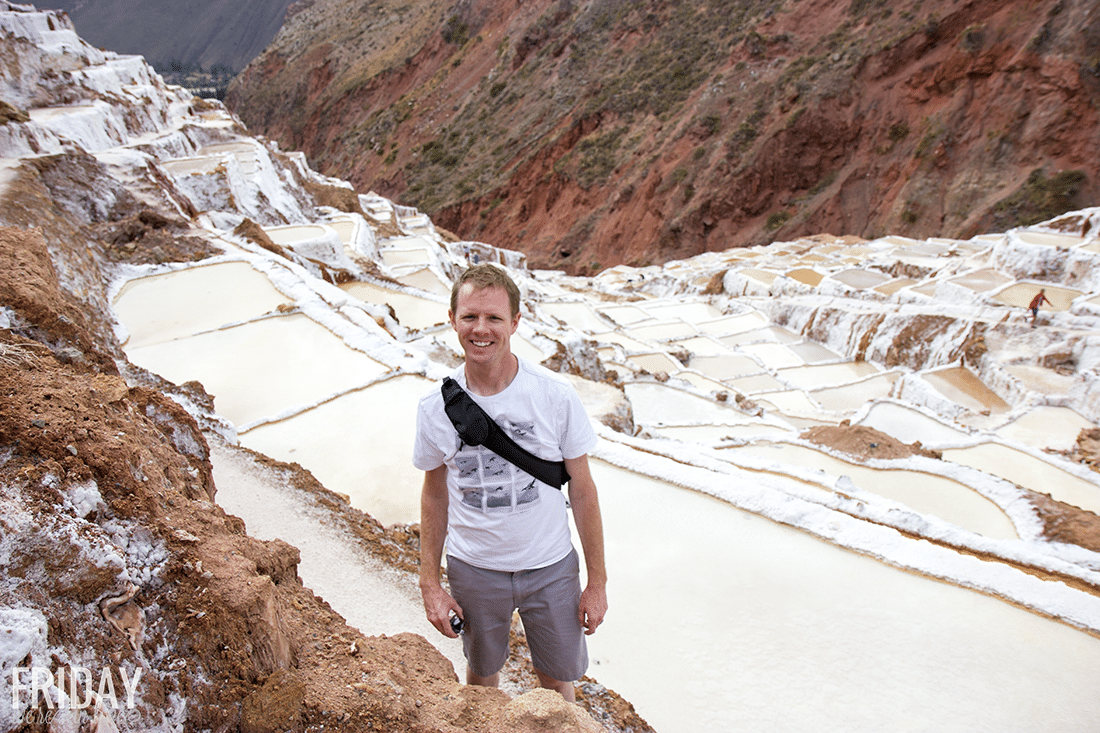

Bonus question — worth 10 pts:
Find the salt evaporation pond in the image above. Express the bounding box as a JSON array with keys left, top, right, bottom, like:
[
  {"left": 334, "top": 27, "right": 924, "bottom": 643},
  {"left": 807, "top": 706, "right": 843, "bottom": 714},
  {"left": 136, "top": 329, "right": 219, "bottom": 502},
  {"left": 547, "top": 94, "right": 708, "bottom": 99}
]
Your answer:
[
  {"left": 341, "top": 281, "right": 448, "bottom": 330},
  {"left": 113, "top": 261, "right": 289, "bottom": 348},
  {"left": 996, "top": 405, "right": 1094, "bottom": 451},
  {"left": 724, "top": 442, "right": 1017, "bottom": 539},
  {"left": 240, "top": 374, "right": 430, "bottom": 526},
  {"left": 942, "top": 443, "right": 1100, "bottom": 516},
  {"left": 125, "top": 313, "right": 388, "bottom": 426}
]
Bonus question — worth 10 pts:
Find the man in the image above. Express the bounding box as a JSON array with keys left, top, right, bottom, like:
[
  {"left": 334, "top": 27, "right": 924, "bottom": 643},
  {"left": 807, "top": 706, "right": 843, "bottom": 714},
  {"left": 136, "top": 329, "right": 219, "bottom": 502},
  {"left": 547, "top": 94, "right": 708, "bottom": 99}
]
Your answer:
[
  {"left": 414, "top": 264, "right": 607, "bottom": 702},
  {"left": 1028, "top": 288, "right": 1051, "bottom": 328}
]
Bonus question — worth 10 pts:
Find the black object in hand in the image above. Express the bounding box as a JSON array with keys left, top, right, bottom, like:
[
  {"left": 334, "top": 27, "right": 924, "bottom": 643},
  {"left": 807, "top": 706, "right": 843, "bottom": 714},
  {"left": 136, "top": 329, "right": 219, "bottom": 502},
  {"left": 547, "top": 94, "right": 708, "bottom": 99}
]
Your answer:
[{"left": 450, "top": 614, "right": 464, "bottom": 635}]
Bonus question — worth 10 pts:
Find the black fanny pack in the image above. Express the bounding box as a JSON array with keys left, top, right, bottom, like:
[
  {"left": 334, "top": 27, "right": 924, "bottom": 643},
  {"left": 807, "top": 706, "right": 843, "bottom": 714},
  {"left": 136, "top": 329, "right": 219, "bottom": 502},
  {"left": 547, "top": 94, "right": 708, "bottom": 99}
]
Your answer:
[{"left": 441, "top": 377, "right": 570, "bottom": 489}]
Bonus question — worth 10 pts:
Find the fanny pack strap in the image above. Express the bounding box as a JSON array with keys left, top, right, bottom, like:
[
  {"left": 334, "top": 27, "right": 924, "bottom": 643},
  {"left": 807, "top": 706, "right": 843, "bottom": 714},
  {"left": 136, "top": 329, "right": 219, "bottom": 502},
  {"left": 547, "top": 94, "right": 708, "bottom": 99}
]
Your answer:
[{"left": 441, "top": 377, "right": 570, "bottom": 489}]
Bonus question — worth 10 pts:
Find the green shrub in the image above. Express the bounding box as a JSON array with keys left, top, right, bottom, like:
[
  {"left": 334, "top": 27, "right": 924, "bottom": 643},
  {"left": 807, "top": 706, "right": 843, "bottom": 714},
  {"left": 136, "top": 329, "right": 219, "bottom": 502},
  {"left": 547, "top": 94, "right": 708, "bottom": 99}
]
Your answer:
[{"left": 766, "top": 210, "right": 792, "bottom": 230}]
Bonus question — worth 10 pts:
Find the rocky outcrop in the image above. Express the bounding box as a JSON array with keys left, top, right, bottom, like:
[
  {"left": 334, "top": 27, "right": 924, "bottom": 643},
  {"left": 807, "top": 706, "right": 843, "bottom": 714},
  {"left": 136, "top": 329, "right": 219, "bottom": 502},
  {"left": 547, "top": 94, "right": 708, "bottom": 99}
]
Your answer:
[{"left": 228, "top": 0, "right": 1099, "bottom": 274}]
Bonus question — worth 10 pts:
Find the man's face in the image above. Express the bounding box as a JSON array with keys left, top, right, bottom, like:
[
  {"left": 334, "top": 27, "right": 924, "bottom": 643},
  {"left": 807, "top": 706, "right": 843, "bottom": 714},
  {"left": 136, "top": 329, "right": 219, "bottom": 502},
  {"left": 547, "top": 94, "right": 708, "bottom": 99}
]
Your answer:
[{"left": 449, "top": 284, "right": 520, "bottom": 370}]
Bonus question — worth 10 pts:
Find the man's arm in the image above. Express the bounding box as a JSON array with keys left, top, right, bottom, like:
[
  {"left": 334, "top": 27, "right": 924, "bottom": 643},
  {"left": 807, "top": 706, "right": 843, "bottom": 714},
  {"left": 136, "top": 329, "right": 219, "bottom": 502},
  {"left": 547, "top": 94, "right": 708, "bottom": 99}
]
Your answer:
[
  {"left": 565, "top": 454, "right": 607, "bottom": 635},
  {"left": 419, "top": 464, "right": 461, "bottom": 637}
]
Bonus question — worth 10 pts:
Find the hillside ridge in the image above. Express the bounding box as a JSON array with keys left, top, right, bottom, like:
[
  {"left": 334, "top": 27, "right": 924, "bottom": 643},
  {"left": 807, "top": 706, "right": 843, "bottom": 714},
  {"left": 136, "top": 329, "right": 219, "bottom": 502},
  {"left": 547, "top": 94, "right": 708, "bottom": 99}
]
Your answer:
[{"left": 228, "top": 0, "right": 1100, "bottom": 274}]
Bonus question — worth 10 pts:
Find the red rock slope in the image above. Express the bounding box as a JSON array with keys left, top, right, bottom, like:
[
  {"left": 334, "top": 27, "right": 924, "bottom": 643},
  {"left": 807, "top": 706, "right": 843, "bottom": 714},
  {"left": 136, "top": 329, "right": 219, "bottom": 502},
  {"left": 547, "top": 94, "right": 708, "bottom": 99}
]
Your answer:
[{"left": 228, "top": 0, "right": 1100, "bottom": 273}]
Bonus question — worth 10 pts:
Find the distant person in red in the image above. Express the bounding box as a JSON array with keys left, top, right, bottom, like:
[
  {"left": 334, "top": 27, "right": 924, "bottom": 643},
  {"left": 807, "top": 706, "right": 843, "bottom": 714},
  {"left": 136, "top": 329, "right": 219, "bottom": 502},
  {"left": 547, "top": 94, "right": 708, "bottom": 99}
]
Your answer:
[{"left": 1028, "top": 288, "right": 1051, "bottom": 328}]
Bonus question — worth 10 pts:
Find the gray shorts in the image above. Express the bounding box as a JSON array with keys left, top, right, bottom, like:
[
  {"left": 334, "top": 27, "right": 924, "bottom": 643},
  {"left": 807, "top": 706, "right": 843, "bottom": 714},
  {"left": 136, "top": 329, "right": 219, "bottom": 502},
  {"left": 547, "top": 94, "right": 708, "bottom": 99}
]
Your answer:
[{"left": 446, "top": 548, "right": 588, "bottom": 682}]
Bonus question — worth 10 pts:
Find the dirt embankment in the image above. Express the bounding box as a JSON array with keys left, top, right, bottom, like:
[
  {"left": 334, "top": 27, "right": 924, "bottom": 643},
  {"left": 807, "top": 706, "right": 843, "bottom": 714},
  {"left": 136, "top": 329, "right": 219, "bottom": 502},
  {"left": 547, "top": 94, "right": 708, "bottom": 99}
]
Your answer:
[{"left": 0, "top": 158, "right": 650, "bottom": 732}]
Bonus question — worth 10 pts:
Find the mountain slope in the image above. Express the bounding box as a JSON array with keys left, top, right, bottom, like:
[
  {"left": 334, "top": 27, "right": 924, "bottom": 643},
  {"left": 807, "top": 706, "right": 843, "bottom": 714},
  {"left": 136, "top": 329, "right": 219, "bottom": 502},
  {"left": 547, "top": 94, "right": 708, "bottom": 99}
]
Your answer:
[
  {"left": 227, "top": 0, "right": 1100, "bottom": 273},
  {"left": 54, "top": 0, "right": 293, "bottom": 71}
]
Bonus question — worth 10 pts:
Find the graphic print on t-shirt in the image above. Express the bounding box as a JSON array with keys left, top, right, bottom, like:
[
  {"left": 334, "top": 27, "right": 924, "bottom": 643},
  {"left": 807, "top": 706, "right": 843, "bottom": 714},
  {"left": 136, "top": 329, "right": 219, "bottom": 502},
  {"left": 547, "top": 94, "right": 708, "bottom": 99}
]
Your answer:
[{"left": 454, "top": 428, "right": 543, "bottom": 514}]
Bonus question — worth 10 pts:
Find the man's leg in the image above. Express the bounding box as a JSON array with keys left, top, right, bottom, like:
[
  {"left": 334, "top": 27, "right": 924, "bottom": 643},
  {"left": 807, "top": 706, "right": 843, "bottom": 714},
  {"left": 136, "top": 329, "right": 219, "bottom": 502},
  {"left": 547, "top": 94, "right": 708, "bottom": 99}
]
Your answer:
[
  {"left": 534, "top": 668, "right": 575, "bottom": 702},
  {"left": 467, "top": 669, "right": 500, "bottom": 688},
  {"left": 447, "top": 556, "right": 515, "bottom": 687},
  {"left": 516, "top": 550, "right": 587, "bottom": 703}
]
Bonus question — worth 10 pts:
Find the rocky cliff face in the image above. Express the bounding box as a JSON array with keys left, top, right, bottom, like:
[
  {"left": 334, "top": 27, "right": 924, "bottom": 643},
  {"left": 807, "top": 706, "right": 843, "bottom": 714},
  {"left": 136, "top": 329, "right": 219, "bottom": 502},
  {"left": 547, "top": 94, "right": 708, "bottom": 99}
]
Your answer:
[{"left": 227, "top": 0, "right": 1100, "bottom": 274}]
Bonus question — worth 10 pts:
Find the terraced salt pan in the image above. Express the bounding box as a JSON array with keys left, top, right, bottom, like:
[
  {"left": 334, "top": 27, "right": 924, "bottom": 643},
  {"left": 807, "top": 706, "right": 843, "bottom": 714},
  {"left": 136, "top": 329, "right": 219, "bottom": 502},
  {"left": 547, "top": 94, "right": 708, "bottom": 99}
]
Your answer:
[
  {"left": 239, "top": 375, "right": 429, "bottom": 526},
  {"left": 540, "top": 301, "right": 614, "bottom": 332},
  {"left": 996, "top": 406, "right": 1095, "bottom": 452},
  {"left": 127, "top": 314, "right": 389, "bottom": 426},
  {"left": 786, "top": 340, "right": 841, "bottom": 363},
  {"left": 753, "top": 389, "right": 821, "bottom": 415},
  {"left": 328, "top": 218, "right": 359, "bottom": 243},
  {"left": 590, "top": 331, "right": 653, "bottom": 352},
  {"left": 830, "top": 268, "right": 891, "bottom": 290},
  {"left": 688, "top": 354, "right": 764, "bottom": 380},
  {"left": 396, "top": 268, "right": 450, "bottom": 296},
  {"left": 667, "top": 335, "right": 733, "bottom": 356},
  {"left": 626, "top": 320, "right": 699, "bottom": 341},
  {"left": 200, "top": 142, "right": 259, "bottom": 174},
  {"left": 695, "top": 312, "right": 768, "bottom": 336},
  {"left": 595, "top": 304, "right": 653, "bottom": 326},
  {"left": 265, "top": 224, "right": 330, "bottom": 244},
  {"left": 112, "top": 261, "right": 289, "bottom": 348},
  {"left": 942, "top": 443, "right": 1100, "bottom": 515},
  {"left": 776, "top": 361, "right": 879, "bottom": 389},
  {"left": 1016, "top": 230, "right": 1087, "bottom": 248},
  {"left": 159, "top": 156, "right": 220, "bottom": 175},
  {"left": 738, "top": 342, "right": 802, "bottom": 368},
  {"left": 210, "top": 442, "right": 466, "bottom": 676},
  {"left": 874, "top": 277, "right": 916, "bottom": 295},
  {"left": 725, "top": 443, "right": 1017, "bottom": 539},
  {"left": 628, "top": 352, "right": 683, "bottom": 373},
  {"left": 341, "top": 281, "right": 447, "bottom": 331},
  {"left": 625, "top": 382, "right": 759, "bottom": 426},
  {"left": 719, "top": 325, "right": 801, "bottom": 347},
  {"left": 856, "top": 401, "right": 970, "bottom": 446},
  {"left": 1004, "top": 364, "right": 1076, "bottom": 397},
  {"left": 726, "top": 373, "right": 787, "bottom": 393},
  {"left": 809, "top": 371, "right": 901, "bottom": 412},
  {"left": 786, "top": 268, "right": 823, "bottom": 286},
  {"left": 740, "top": 267, "right": 779, "bottom": 285},
  {"left": 992, "top": 282, "right": 1081, "bottom": 310},
  {"left": 642, "top": 301, "right": 723, "bottom": 324},
  {"left": 922, "top": 366, "right": 1011, "bottom": 413},
  {"left": 381, "top": 247, "right": 432, "bottom": 267},
  {"left": 584, "top": 461, "right": 1100, "bottom": 733},
  {"left": 949, "top": 267, "right": 1012, "bottom": 293}
]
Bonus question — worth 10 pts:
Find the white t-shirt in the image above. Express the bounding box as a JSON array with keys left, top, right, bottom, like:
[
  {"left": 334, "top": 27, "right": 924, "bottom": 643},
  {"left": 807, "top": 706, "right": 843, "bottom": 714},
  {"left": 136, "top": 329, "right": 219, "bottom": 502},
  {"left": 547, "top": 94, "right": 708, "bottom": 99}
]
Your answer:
[{"left": 413, "top": 357, "right": 598, "bottom": 572}]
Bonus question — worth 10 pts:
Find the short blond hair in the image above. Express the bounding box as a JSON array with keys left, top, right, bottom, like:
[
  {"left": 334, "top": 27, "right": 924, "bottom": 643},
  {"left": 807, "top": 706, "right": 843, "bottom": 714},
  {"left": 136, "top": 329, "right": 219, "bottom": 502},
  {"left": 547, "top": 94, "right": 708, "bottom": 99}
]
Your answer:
[{"left": 450, "top": 265, "right": 521, "bottom": 318}]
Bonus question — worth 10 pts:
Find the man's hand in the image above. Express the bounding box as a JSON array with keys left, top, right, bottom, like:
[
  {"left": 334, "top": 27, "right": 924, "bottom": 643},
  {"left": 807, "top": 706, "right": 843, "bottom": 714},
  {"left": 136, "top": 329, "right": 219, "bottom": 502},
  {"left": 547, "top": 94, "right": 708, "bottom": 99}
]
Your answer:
[
  {"left": 421, "top": 582, "right": 463, "bottom": 638},
  {"left": 419, "top": 465, "right": 462, "bottom": 638},
  {"left": 579, "top": 581, "right": 607, "bottom": 635},
  {"left": 566, "top": 455, "right": 608, "bottom": 635}
]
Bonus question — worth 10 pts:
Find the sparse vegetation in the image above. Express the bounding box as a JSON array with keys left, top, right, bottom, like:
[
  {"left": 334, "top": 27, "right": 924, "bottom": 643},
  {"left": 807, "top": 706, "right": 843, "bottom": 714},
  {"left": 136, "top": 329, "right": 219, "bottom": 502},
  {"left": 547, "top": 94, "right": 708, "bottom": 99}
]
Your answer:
[
  {"left": 767, "top": 210, "right": 793, "bottom": 230},
  {"left": 575, "top": 127, "right": 629, "bottom": 189},
  {"left": 992, "top": 168, "right": 1088, "bottom": 228},
  {"left": 442, "top": 15, "right": 471, "bottom": 46}
]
